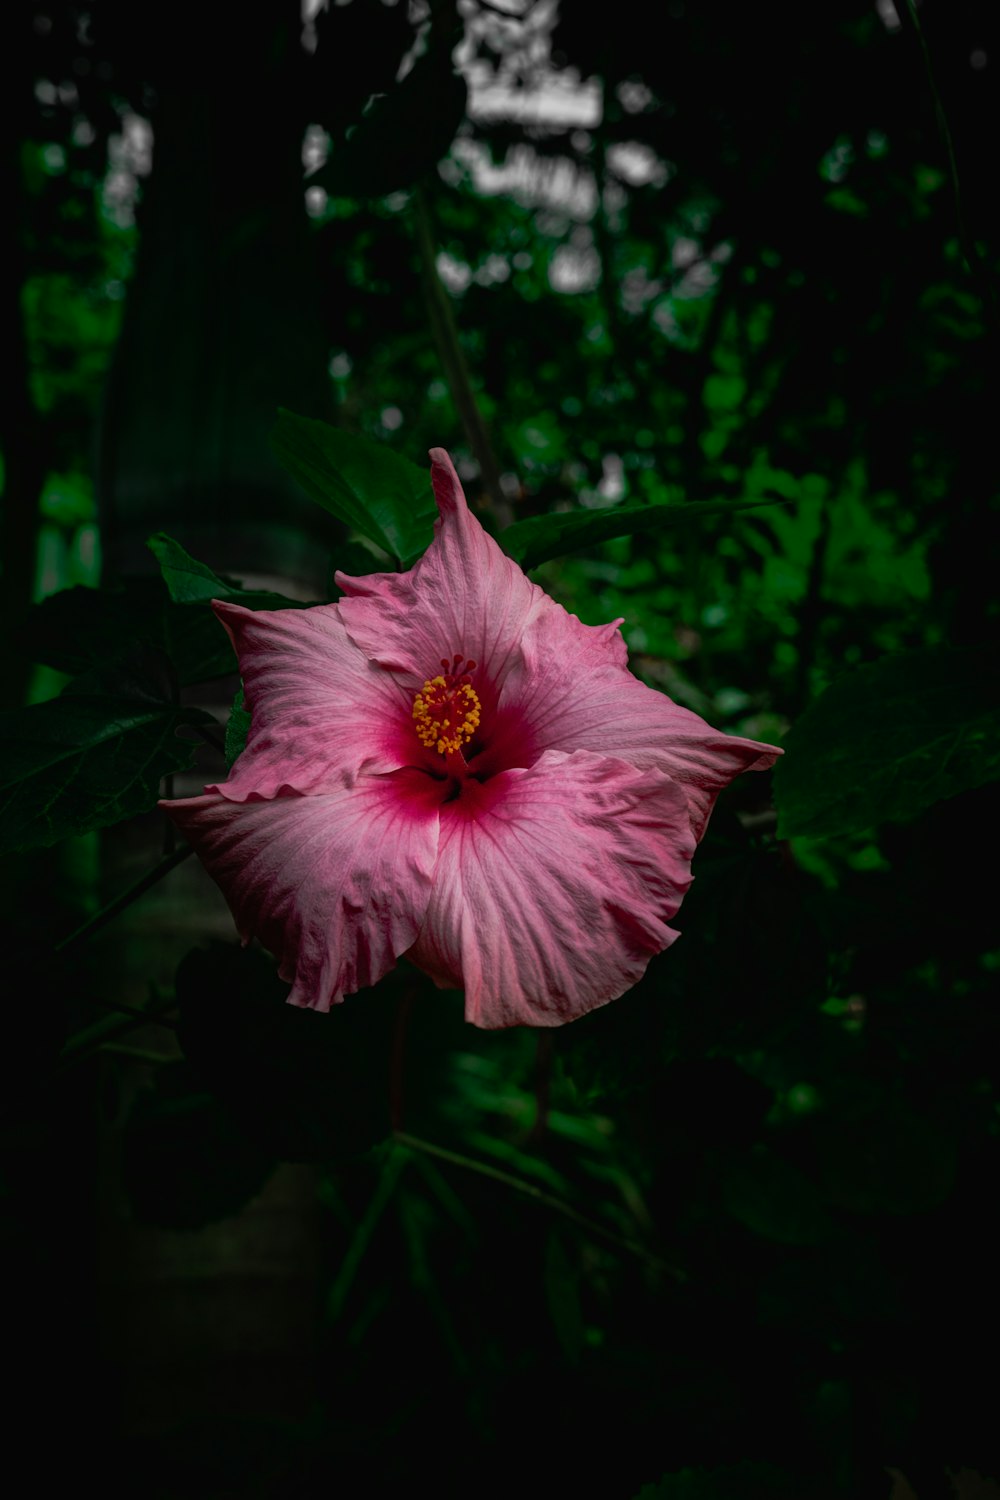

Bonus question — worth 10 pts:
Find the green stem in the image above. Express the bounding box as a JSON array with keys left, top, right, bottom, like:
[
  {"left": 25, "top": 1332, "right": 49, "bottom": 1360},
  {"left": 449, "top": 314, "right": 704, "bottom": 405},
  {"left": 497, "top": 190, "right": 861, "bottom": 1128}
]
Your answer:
[
  {"left": 393, "top": 1129, "right": 686, "bottom": 1280},
  {"left": 54, "top": 842, "right": 195, "bottom": 958},
  {"left": 58, "top": 994, "right": 180, "bottom": 1073},
  {"left": 412, "top": 183, "right": 514, "bottom": 528}
]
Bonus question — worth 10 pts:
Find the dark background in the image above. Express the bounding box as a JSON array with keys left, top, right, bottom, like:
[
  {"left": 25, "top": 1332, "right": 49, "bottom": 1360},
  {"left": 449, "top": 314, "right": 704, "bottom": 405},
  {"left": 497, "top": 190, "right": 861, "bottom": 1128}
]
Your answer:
[{"left": 2, "top": 2, "right": 998, "bottom": 1495}]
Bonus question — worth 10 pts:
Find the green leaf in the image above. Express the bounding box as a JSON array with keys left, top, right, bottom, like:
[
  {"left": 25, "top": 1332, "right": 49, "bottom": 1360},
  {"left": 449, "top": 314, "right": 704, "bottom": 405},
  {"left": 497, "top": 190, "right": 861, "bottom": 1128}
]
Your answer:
[
  {"left": 774, "top": 646, "right": 1000, "bottom": 839},
  {"left": 21, "top": 567, "right": 299, "bottom": 689},
  {"left": 314, "top": 35, "right": 467, "bottom": 199},
  {"left": 146, "top": 534, "right": 243, "bottom": 603},
  {"left": 225, "top": 686, "right": 251, "bottom": 770},
  {"left": 271, "top": 409, "right": 436, "bottom": 568},
  {"left": 500, "top": 496, "right": 791, "bottom": 571},
  {"left": 633, "top": 1464, "right": 804, "bottom": 1499},
  {"left": 0, "top": 656, "right": 215, "bottom": 854},
  {"left": 20, "top": 581, "right": 179, "bottom": 676},
  {"left": 157, "top": 595, "right": 240, "bottom": 684},
  {"left": 146, "top": 532, "right": 307, "bottom": 611}
]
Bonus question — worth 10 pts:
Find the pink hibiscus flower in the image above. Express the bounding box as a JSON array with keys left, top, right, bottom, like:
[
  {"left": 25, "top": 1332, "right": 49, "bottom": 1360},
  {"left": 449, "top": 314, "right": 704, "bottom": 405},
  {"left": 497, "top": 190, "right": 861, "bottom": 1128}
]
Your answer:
[{"left": 164, "top": 450, "right": 780, "bottom": 1029}]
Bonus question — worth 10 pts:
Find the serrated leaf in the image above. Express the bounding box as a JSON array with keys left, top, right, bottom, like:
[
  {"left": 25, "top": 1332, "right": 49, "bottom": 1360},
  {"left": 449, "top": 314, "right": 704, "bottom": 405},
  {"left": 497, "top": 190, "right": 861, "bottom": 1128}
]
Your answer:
[
  {"left": 0, "top": 657, "right": 215, "bottom": 854},
  {"left": 774, "top": 646, "right": 1000, "bottom": 839},
  {"left": 500, "top": 496, "right": 791, "bottom": 571},
  {"left": 225, "top": 686, "right": 251, "bottom": 770},
  {"left": 271, "top": 409, "right": 436, "bottom": 568}
]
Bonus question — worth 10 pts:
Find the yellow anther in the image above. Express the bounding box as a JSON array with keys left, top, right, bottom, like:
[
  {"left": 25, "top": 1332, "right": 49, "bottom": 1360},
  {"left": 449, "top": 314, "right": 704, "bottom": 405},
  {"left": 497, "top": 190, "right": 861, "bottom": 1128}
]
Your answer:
[{"left": 412, "top": 668, "right": 481, "bottom": 757}]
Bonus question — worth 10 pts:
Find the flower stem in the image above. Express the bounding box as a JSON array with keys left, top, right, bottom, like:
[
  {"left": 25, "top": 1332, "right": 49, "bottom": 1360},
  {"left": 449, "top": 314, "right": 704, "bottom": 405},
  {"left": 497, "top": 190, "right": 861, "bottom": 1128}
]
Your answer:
[
  {"left": 54, "top": 842, "right": 195, "bottom": 958},
  {"left": 392, "top": 1129, "right": 686, "bottom": 1281}
]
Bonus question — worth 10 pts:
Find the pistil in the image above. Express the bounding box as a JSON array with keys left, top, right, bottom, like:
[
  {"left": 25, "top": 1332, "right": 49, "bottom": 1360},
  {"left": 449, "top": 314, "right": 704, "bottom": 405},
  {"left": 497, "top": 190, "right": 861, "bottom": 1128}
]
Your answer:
[{"left": 412, "top": 653, "right": 482, "bottom": 759}]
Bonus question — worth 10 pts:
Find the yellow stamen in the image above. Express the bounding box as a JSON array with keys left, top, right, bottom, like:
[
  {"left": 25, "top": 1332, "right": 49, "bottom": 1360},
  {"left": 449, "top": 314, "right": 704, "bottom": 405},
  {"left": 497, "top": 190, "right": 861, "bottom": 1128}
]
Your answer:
[{"left": 413, "top": 670, "right": 482, "bottom": 757}]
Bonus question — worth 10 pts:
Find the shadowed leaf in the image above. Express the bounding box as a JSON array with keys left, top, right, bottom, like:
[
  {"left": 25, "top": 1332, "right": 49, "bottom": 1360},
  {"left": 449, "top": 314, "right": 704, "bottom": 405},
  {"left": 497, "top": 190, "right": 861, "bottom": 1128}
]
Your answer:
[
  {"left": 0, "top": 656, "right": 215, "bottom": 854},
  {"left": 774, "top": 646, "right": 1000, "bottom": 839},
  {"left": 501, "top": 496, "right": 790, "bottom": 571},
  {"left": 271, "top": 408, "right": 437, "bottom": 567}
]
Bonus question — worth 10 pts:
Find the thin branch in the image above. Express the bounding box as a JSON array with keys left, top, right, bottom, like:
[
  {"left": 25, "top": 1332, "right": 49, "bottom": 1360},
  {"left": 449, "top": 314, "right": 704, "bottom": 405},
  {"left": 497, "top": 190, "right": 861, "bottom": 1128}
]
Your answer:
[
  {"left": 54, "top": 842, "right": 195, "bottom": 958},
  {"left": 393, "top": 1129, "right": 687, "bottom": 1280},
  {"left": 412, "top": 183, "right": 514, "bottom": 528},
  {"left": 902, "top": 0, "right": 998, "bottom": 334}
]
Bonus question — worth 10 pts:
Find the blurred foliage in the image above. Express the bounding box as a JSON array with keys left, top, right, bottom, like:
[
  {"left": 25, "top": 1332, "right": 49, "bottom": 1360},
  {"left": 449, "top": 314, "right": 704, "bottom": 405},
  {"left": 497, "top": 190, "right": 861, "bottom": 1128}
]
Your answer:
[{"left": 2, "top": 0, "right": 999, "bottom": 1496}]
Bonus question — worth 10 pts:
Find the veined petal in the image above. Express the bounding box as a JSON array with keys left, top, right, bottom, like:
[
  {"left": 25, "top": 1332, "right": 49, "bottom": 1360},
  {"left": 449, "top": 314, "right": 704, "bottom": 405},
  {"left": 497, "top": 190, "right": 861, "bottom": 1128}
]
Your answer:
[
  {"left": 212, "top": 600, "right": 412, "bottom": 800},
  {"left": 500, "top": 610, "right": 781, "bottom": 839},
  {"left": 163, "top": 769, "right": 440, "bottom": 1009},
  {"left": 336, "top": 451, "right": 625, "bottom": 692},
  {"left": 406, "top": 749, "right": 695, "bottom": 1029}
]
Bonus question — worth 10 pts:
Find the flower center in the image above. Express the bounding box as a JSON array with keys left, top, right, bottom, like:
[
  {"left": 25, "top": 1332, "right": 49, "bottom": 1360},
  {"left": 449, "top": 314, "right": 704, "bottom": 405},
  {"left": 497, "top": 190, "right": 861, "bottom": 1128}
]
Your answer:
[{"left": 412, "top": 654, "right": 481, "bottom": 758}]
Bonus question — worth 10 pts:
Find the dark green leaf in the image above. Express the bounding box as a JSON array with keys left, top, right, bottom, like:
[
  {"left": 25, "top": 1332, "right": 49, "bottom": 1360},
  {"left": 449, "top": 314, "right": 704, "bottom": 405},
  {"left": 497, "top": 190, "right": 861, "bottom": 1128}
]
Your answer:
[
  {"left": 315, "top": 34, "right": 466, "bottom": 199},
  {"left": 271, "top": 409, "right": 436, "bottom": 568},
  {"left": 20, "top": 570, "right": 292, "bottom": 689},
  {"left": 146, "top": 533, "right": 243, "bottom": 602},
  {"left": 176, "top": 943, "right": 394, "bottom": 1164},
  {"left": 500, "top": 496, "right": 791, "bottom": 571},
  {"left": 311, "top": 0, "right": 414, "bottom": 140},
  {"left": 0, "top": 656, "right": 215, "bottom": 854},
  {"left": 19, "top": 580, "right": 179, "bottom": 677},
  {"left": 146, "top": 532, "right": 308, "bottom": 611},
  {"left": 225, "top": 685, "right": 252, "bottom": 770},
  {"left": 633, "top": 1464, "right": 804, "bottom": 1499},
  {"left": 123, "top": 1061, "right": 277, "bottom": 1229},
  {"left": 157, "top": 596, "right": 240, "bottom": 684},
  {"left": 722, "top": 1144, "right": 832, "bottom": 1245},
  {"left": 774, "top": 646, "right": 1000, "bottom": 839}
]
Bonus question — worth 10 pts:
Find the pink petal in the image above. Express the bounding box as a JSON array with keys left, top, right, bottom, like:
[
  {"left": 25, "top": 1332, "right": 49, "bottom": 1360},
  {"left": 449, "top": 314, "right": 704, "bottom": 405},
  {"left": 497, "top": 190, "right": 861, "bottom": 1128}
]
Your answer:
[
  {"left": 498, "top": 604, "right": 781, "bottom": 839},
  {"left": 162, "top": 769, "right": 441, "bottom": 1009},
  {"left": 405, "top": 749, "right": 696, "bottom": 1029},
  {"left": 336, "top": 450, "right": 626, "bottom": 693},
  {"left": 211, "top": 599, "right": 413, "bottom": 801}
]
